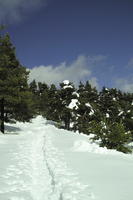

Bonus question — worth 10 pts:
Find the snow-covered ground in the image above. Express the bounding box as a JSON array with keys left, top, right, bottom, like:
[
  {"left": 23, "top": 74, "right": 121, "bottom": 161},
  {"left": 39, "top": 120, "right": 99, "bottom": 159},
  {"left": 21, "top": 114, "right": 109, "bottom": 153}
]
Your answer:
[{"left": 0, "top": 116, "right": 133, "bottom": 200}]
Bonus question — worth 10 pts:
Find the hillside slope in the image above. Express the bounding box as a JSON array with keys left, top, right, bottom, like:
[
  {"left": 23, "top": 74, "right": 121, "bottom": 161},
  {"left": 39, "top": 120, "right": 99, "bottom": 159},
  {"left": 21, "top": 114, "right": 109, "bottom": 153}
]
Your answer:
[{"left": 0, "top": 116, "right": 133, "bottom": 200}]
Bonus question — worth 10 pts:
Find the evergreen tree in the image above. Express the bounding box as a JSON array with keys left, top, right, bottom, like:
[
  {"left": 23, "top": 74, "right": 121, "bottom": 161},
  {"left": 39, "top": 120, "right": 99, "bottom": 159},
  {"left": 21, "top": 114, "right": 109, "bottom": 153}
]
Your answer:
[
  {"left": 0, "top": 31, "right": 33, "bottom": 133},
  {"left": 45, "top": 84, "right": 61, "bottom": 122},
  {"left": 118, "top": 91, "right": 133, "bottom": 137},
  {"left": 29, "top": 79, "right": 39, "bottom": 114},
  {"left": 38, "top": 82, "right": 49, "bottom": 115},
  {"left": 89, "top": 119, "right": 132, "bottom": 153},
  {"left": 59, "top": 80, "right": 76, "bottom": 130},
  {"left": 29, "top": 79, "right": 38, "bottom": 94},
  {"left": 76, "top": 81, "right": 98, "bottom": 133},
  {"left": 98, "top": 87, "right": 121, "bottom": 122}
]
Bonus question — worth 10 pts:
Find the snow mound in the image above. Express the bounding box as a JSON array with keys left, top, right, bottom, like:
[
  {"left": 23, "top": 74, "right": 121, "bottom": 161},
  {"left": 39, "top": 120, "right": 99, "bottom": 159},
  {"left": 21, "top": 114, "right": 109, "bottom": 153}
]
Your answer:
[
  {"left": 72, "top": 140, "right": 123, "bottom": 155},
  {"left": 63, "top": 80, "right": 69, "bottom": 85}
]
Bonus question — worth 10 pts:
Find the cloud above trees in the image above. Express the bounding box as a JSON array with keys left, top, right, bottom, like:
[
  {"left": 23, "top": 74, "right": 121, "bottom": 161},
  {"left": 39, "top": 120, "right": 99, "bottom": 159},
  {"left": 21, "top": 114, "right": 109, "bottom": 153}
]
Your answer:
[
  {"left": 29, "top": 55, "right": 99, "bottom": 88},
  {"left": 29, "top": 54, "right": 133, "bottom": 92},
  {"left": 0, "top": 0, "right": 47, "bottom": 23},
  {"left": 115, "top": 78, "right": 133, "bottom": 93}
]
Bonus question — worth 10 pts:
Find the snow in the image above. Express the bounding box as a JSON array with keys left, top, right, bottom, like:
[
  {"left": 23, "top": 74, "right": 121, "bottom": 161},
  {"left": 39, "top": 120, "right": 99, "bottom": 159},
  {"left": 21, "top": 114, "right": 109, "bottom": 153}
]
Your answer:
[
  {"left": 62, "top": 80, "right": 73, "bottom": 89},
  {"left": 63, "top": 85, "right": 73, "bottom": 89},
  {"left": 68, "top": 99, "right": 79, "bottom": 109},
  {"left": 85, "top": 102, "right": 92, "bottom": 107},
  {"left": 118, "top": 110, "right": 124, "bottom": 116},
  {"left": 106, "top": 113, "right": 110, "bottom": 118},
  {"left": 112, "top": 97, "right": 116, "bottom": 101},
  {"left": 85, "top": 103, "right": 94, "bottom": 115},
  {"left": 101, "top": 121, "right": 107, "bottom": 129},
  {"left": 104, "top": 88, "right": 109, "bottom": 91},
  {"left": 63, "top": 80, "right": 69, "bottom": 85},
  {"left": 0, "top": 116, "right": 133, "bottom": 200},
  {"left": 72, "top": 92, "right": 79, "bottom": 98},
  {"left": 89, "top": 110, "right": 94, "bottom": 116}
]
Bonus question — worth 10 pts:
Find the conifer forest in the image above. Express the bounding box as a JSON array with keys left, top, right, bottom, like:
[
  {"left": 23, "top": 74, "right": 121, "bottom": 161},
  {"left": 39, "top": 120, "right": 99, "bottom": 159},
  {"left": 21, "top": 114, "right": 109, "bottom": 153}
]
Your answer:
[{"left": 0, "top": 30, "right": 133, "bottom": 153}]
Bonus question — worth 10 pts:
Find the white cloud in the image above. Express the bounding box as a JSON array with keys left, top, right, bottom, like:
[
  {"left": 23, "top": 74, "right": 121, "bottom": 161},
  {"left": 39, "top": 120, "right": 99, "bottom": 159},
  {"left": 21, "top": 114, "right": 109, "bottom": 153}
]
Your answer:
[
  {"left": 127, "top": 58, "right": 133, "bottom": 68},
  {"left": 89, "top": 77, "right": 99, "bottom": 89},
  {"left": 0, "top": 0, "right": 47, "bottom": 23},
  {"left": 28, "top": 55, "right": 99, "bottom": 88},
  {"left": 115, "top": 78, "right": 133, "bottom": 93},
  {"left": 88, "top": 55, "right": 107, "bottom": 65},
  {"left": 115, "top": 57, "right": 133, "bottom": 93}
]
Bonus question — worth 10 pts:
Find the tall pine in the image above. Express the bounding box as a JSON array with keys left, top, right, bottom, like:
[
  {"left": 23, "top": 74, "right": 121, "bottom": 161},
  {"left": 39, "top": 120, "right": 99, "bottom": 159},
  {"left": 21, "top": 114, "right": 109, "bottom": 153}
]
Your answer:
[{"left": 0, "top": 31, "right": 33, "bottom": 133}]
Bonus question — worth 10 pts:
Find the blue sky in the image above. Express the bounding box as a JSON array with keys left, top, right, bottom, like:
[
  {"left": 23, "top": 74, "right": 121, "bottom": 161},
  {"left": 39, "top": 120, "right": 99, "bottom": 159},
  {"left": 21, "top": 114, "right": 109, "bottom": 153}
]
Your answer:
[{"left": 0, "top": 0, "right": 133, "bottom": 91}]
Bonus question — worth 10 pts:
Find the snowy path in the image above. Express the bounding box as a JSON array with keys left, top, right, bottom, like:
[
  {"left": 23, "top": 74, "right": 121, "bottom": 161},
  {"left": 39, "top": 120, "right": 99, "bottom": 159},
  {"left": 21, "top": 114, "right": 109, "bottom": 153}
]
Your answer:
[
  {"left": 0, "top": 116, "right": 133, "bottom": 200},
  {"left": 49, "top": 126, "right": 133, "bottom": 200},
  {"left": 0, "top": 117, "right": 92, "bottom": 200}
]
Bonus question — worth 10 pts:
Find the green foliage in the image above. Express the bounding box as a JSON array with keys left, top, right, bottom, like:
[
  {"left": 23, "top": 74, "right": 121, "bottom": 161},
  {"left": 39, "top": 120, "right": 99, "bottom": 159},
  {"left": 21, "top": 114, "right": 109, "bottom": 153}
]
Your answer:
[
  {"left": 13, "top": 90, "right": 35, "bottom": 122},
  {"left": 89, "top": 120, "right": 132, "bottom": 153},
  {"left": 0, "top": 31, "right": 34, "bottom": 132},
  {"left": 46, "top": 84, "right": 61, "bottom": 122},
  {"left": 98, "top": 87, "right": 120, "bottom": 122},
  {"left": 75, "top": 81, "right": 98, "bottom": 133},
  {"left": 29, "top": 80, "right": 39, "bottom": 114},
  {"left": 58, "top": 81, "right": 76, "bottom": 130},
  {"left": 1, "top": 28, "right": 131, "bottom": 153},
  {"left": 28, "top": 78, "right": 132, "bottom": 154}
]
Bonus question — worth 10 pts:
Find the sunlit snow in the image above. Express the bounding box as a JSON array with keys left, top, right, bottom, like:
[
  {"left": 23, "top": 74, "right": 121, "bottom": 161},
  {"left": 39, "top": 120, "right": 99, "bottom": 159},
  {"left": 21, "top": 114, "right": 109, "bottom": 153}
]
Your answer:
[
  {"left": 85, "top": 103, "right": 94, "bottom": 115},
  {"left": 0, "top": 116, "right": 133, "bottom": 200},
  {"left": 63, "top": 80, "right": 69, "bottom": 85},
  {"left": 72, "top": 92, "right": 80, "bottom": 98},
  {"left": 63, "top": 85, "right": 73, "bottom": 89},
  {"left": 106, "top": 113, "right": 110, "bottom": 118},
  {"left": 68, "top": 99, "right": 79, "bottom": 110}
]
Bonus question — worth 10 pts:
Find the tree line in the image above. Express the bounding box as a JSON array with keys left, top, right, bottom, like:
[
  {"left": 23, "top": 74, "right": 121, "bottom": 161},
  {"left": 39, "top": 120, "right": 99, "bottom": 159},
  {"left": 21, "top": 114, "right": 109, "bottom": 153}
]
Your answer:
[
  {"left": 0, "top": 30, "right": 133, "bottom": 153},
  {"left": 29, "top": 79, "right": 133, "bottom": 153}
]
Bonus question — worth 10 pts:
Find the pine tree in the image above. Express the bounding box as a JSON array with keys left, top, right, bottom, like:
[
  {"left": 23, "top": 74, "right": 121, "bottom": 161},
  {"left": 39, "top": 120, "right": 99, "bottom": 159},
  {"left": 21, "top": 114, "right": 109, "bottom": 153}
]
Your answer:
[
  {"left": 59, "top": 80, "right": 76, "bottom": 130},
  {"left": 98, "top": 87, "right": 120, "bottom": 122},
  {"left": 89, "top": 119, "right": 132, "bottom": 153},
  {"left": 38, "top": 82, "right": 49, "bottom": 115},
  {"left": 76, "top": 81, "right": 98, "bottom": 133},
  {"left": 0, "top": 31, "right": 34, "bottom": 133},
  {"left": 118, "top": 91, "right": 133, "bottom": 138},
  {"left": 46, "top": 84, "right": 61, "bottom": 122},
  {"left": 29, "top": 79, "right": 39, "bottom": 114}
]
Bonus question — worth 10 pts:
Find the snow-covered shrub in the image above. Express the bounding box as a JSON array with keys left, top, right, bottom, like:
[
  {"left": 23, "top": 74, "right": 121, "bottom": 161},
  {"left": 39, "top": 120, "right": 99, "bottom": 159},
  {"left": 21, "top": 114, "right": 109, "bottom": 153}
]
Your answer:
[{"left": 88, "top": 120, "right": 132, "bottom": 153}]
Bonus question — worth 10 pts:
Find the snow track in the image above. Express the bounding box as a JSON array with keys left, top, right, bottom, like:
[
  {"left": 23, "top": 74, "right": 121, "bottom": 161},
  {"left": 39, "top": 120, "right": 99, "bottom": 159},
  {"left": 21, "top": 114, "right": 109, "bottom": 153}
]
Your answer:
[
  {"left": 43, "top": 132, "right": 92, "bottom": 200},
  {"left": 0, "top": 116, "right": 93, "bottom": 200}
]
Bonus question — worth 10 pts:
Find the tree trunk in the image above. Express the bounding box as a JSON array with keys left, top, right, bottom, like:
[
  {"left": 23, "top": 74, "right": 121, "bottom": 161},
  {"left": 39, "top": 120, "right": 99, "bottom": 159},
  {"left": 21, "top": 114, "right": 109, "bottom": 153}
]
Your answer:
[
  {"left": 64, "top": 119, "right": 67, "bottom": 130},
  {"left": 0, "top": 98, "right": 5, "bottom": 133},
  {"left": 64, "top": 113, "right": 70, "bottom": 130},
  {"left": 67, "top": 117, "right": 70, "bottom": 130}
]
